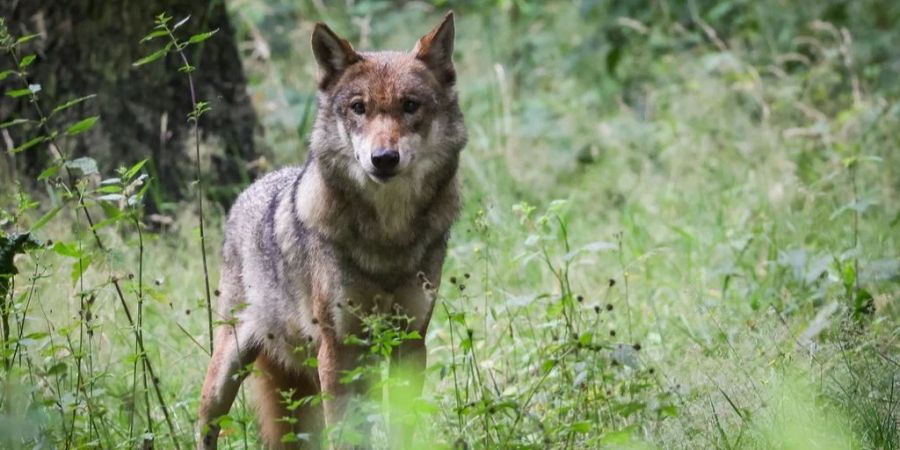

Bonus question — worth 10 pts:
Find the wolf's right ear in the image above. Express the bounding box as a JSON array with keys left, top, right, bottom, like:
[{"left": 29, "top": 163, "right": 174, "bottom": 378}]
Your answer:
[
  {"left": 311, "top": 23, "right": 361, "bottom": 90},
  {"left": 414, "top": 11, "right": 456, "bottom": 85}
]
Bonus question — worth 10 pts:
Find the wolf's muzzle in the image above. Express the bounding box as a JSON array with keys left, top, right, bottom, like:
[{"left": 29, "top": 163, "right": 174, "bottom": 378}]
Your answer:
[{"left": 371, "top": 148, "right": 400, "bottom": 179}]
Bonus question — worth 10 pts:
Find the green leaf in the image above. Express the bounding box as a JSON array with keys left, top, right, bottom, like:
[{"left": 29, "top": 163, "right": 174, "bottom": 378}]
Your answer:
[
  {"left": 52, "top": 241, "right": 82, "bottom": 258},
  {"left": 403, "top": 330, "right": 423, "bottom": 340},
  {"left": 71, "top": 256, "right": 92, "bottom": 282},
  {"left": 601, "top": 428, "right": 634, "bottom": 445},
  {"left": 15, "top": 34, "right": 40, "bottom": 45},
  {"left": 132, "top": 48, "right": 168, "bottom": 67},
  {"left": 188, "top": 29, "right": 218, "bottom": 44},
  {"left": 613, "top": 401, "right": 646, "bottom": 417},
  {"left": 6, "top": 88, "right": 33, "bottom": 98},
  {"left": 154, "top": 12, "right": 173, "bottom": 26},
  {"left": 659, "top": 404, "right": 679, "bottom": 418},
  {"left": 19, "top": 54, "right": 36, "bottom": 68},
  {"left": 30, "top": 205, "right": 62, "bottom": 232},
  {"left": 11, "top": 135, "right": 47, "bottom": 153},
  {"left": 51, "top": 94, "right": 97, "bottom": 116},
  {"left": 46, "top": 362, "right": 67, "bottom": 376},
  {"left": 0, "top": 70, "right": 12, "bottom": 81},
  {"left": 65, "top": 116, "right": 99, "bottom": 136},
  {"left": 578, "top": 332, "right": 593, "bottom": 346},
  {"left": 0, "top": 118, "right": 33, "bottom": 129},
  {"left": 97, "top": 185, "right": 123, "bottom": 194},
  {"left": 23, "top": 331, "right": 50, "bottom": 340},
  {"left": 140, "top": 30, "right": 169, "bottom": 43},
  {"left": 37, "top": 164, "right": 60, "bottom": 181},
  {"left": 570, "top": 421, "right": 591, "bottom": 433},
  {"left": 123, "top": 159, "right": 148, "bottom": 181},
  {"left": 541, "top": 359, "right": 556, "bottom": 373}
]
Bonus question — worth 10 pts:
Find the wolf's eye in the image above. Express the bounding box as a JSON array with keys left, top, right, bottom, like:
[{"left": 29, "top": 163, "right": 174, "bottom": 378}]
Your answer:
[
  {"left": 402, "top": 100, "right": 420, "bottom": 114},
  {"left": 350, "top": 101, "right": 366, "bottom": 115}
]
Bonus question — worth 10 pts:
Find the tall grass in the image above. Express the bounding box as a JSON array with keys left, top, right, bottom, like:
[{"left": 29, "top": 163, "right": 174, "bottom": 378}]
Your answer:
[{"left": 1, "top": 1, "right": 898, "bottom": 449}]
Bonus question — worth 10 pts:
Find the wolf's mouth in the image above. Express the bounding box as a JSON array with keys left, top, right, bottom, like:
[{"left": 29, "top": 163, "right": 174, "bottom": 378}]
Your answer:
[{"left": 368, "top": 171, "right": 397, "bottom": 184}]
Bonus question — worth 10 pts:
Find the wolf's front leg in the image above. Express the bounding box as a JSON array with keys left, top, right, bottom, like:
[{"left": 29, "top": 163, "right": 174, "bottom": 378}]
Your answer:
[
  {"left": 198, "top": 325, "right": 260, "bottom": 450},
  {"left": 312, "top": 282, "right": 361, "bottom": 449},
  {"left": 386, "top": 280, "right": 437, "bottom": 448},
  {"left": 387, "top": 332, "right": 427, "bottom": 448},
  {"left": 316, "top": 324, "right": 363, "bottom": 448}
]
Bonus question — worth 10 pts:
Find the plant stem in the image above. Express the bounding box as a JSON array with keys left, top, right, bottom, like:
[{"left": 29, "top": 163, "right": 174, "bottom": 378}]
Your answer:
[
  {"left": 165, "top": 25, "right": 214, "bottom": 355},
  {"left": 7, "top": 49, "right": 182, "bottom": 450}
]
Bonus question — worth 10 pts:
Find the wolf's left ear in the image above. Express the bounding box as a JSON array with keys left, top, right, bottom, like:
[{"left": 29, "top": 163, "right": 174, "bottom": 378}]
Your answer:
[
  {"left": 413, "top": 11, "right": 456, "bottom": 85},
  {"left": 312, "top": 23, "right": 361, "bottom": 90}
]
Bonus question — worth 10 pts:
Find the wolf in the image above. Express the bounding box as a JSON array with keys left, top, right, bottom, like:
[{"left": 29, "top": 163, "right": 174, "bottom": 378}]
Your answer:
[{"left": 196, "top": 11, "right": 466, "bottom": 450}]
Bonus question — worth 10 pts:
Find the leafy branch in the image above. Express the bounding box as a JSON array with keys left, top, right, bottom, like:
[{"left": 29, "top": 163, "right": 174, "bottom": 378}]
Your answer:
[{"left": 135, "top": 12, "right": 218, "bottom": 353}]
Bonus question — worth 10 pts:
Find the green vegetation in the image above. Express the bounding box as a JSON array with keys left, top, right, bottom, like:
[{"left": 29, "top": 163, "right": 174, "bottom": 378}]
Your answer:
[{"left": 1, "top": 1, "right": 898, "bottom": 448}]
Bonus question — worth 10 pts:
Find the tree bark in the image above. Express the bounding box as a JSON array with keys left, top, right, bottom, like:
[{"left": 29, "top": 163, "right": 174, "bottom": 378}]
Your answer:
[{"left": 0, "top": 0, "right": 263, "bottom": 211}]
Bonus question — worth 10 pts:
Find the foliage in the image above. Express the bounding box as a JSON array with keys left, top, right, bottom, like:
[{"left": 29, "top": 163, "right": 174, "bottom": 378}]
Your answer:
[{"left": 1, "top": 1, "right": 898, "bottom": 449}]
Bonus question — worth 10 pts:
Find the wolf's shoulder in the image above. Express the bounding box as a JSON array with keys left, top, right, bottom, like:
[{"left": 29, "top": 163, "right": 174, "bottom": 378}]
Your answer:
[
  {"left": 232, "top": 167, "right": 302, "bottom": 210},
  {"left": 224, "top": 167, "right": 303, "bottom": 237}
]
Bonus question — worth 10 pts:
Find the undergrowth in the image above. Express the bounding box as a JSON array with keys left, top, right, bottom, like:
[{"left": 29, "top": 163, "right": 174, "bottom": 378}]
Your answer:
[{"left": 1, "top": 1, "right": 898, "bottom": 449}]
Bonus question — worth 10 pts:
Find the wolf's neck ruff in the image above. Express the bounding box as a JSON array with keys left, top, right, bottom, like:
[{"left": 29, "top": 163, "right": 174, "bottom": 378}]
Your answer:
[{"left": 293, "top": 154, "right": 459, "bottom": 278}]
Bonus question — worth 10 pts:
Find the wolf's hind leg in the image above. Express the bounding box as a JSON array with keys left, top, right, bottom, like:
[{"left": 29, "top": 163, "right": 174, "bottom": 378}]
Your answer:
[
  {"left": 198, "top": 324, "right": 260, "bottom": 450},
  {"left": 253, "top": 354, "right": 324, "bottom": 449}
]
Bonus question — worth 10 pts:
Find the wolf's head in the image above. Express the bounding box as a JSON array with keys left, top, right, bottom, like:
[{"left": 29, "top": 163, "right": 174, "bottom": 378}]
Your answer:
[{"left": 308, "top": 12, "right": 466, "bottom": 193}]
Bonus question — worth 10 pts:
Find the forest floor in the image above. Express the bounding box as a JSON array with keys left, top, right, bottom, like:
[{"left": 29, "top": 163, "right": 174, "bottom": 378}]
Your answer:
[{"left": 1, "top": 2, "right": 898, "bottom": 449}]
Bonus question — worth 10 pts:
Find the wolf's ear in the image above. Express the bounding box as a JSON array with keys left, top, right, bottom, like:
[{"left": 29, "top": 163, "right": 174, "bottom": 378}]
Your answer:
[
  {"left": 311, "top": 23, "right": 361, "bottom": 90},
  {"left": 413, "top": 11, "right": 456, "bottom": 85}
]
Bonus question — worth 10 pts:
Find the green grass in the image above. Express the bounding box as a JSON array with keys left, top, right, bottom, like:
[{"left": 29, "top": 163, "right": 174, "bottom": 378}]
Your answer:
[{"left": 2, "top": 1, "right": 899, "bottom": 449}]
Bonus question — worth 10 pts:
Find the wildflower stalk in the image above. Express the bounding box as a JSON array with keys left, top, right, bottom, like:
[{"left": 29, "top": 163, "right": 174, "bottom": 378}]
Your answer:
[
  {"left": 143, "top": 13, "right": 217, "bottom": 354},
  {"left": 4, "top": 35, "right": 182, "bottom": 450}
]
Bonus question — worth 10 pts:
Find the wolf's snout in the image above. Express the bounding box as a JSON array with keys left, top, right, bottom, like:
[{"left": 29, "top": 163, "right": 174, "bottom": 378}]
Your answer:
[{"left": 371, "top": 149, "right": 400, "bottom": 174}]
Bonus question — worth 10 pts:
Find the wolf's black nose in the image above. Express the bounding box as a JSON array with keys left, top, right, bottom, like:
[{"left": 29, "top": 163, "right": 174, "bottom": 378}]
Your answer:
[{"left": 371, "top": 149, "right": 400, "bottom": 172}]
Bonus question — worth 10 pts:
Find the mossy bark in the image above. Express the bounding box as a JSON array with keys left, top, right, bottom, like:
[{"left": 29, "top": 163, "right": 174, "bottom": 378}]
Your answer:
[{"left": 0, "top": 0, "right": 263, "bottom": 211}]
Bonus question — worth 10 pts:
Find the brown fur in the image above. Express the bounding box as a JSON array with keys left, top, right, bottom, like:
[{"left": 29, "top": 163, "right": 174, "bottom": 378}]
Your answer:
[{"left": 197, "top": 11, "right": 465, "bottom": 450}]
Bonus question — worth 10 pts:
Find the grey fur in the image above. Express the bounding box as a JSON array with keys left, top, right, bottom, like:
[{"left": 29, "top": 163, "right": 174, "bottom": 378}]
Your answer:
[{"left": 198, "top": 13, "right": 466, "bottom": 449}]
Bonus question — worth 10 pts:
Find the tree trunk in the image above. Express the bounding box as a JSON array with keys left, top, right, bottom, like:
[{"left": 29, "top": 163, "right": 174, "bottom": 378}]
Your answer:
[{"left": 0, "top": 0, "right": 263, "bottom": 212}]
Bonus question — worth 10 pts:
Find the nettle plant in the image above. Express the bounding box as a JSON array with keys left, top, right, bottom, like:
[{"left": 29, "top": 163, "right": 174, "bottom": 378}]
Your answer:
[
  {"left": 0, "top": 16, "right": 179, "bottom": 449},
  {"left": 278, "top": 299, "right": 433, "bottom": 448},
  {"left": 134, "top": 11, "right": 218, "bottom": 353},
  {"left": 432, "top": 200, "right": 676, "bottom": 448},
  {"left": 0, "top": 13, "right": 216, "bottom": 449}
]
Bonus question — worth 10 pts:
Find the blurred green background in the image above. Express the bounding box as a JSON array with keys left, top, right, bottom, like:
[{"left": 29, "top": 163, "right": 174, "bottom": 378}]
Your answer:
[{"left": 0, "top": 1, "right": 898, "bottom": 448}]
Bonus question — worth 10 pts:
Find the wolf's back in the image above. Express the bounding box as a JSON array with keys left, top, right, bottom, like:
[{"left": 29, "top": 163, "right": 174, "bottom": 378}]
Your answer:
[
  {"left": 218, "top": 167, "right": 303, "bottom": 311},
  {"left": 223, "top": 168, "right": 301, "bottom": 246}
]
